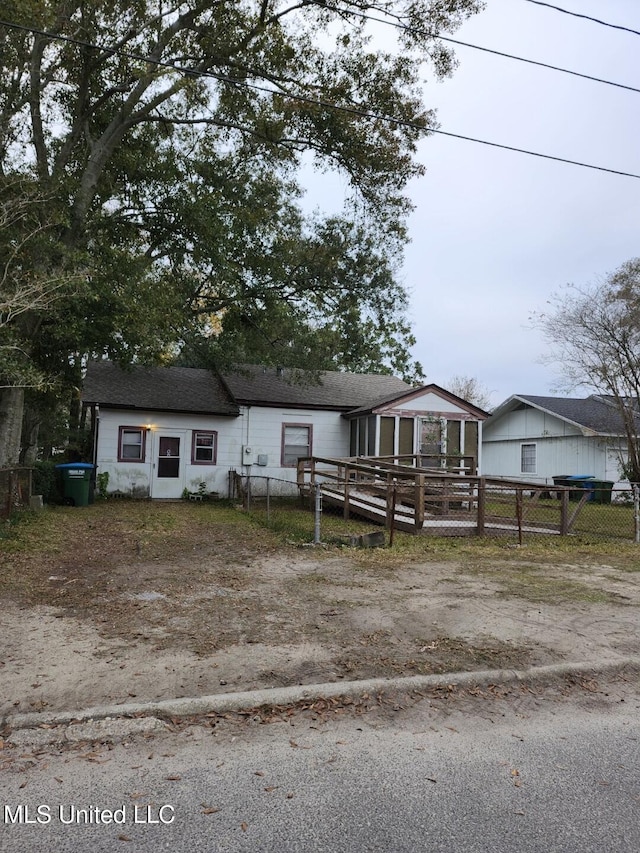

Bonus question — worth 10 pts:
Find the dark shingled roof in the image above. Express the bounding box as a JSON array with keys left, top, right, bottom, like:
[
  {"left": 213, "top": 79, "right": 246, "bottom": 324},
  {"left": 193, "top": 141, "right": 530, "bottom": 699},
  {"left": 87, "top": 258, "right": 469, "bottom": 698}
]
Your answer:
[
  {"left": 82, "top": 361, "right": 414, "bottom": 414},
  {"left": 82, "top": 361, "right": 239, "bottom": 416},
  {"left": 219, "top": 364, "right": 413, "bottom": 411},
  {"left": 498, "top": 394, "right": 639, "bottom": 435}
]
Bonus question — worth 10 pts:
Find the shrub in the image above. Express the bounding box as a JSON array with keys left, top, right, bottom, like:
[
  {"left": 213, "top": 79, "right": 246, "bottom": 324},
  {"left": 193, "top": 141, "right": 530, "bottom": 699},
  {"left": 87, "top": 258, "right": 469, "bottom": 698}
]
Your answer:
[{"left": 32, "top": 460, "right": 64, "bottom": 505}]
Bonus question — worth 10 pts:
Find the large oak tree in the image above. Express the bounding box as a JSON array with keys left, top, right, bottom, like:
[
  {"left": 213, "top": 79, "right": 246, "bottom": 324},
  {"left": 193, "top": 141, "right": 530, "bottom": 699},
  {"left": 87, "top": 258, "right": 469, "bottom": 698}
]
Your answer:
[{"left": 0, "top": 0, "right": 483, "bottom": 464}]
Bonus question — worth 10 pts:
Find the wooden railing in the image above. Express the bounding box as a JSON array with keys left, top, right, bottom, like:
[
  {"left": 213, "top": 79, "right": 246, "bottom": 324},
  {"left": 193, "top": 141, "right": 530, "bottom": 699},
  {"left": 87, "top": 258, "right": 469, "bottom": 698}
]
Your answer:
[
  {"left": 297, "top": 456, "right": 577, "bottom": 537},
  {"left": 367, "top": 453, "right": 477, "bottom": 474}
]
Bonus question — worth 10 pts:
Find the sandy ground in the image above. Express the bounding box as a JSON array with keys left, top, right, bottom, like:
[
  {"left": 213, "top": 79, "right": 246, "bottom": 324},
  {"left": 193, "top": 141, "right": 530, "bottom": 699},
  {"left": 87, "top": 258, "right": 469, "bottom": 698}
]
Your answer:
[{"left": 2, "top": 520, "right": 640, "bottom": 718}]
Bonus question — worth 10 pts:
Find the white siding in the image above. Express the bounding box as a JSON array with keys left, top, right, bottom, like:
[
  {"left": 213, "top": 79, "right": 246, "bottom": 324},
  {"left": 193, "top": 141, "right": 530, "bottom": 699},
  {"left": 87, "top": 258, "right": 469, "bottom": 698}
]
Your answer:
[
  {"left": 381, "top": 389, "right": 471, "bottom": 417},
  {"left": 483, "top": 407, "right": 581, "bottom": 441},
  {"left": 96, "top": 409, "right": 241, "bottom": 498},
  {"left": 94, "top": 405, "right": 350, "bottom": 498},
  {"left": 482, "top": 404, "right": 628, "bottom": 486},
  {"left": 482, "top": 435, "right": 608, "bottom": 482},
  {"left": 238, "top": 406, "right": 349, "bottom": 494}
]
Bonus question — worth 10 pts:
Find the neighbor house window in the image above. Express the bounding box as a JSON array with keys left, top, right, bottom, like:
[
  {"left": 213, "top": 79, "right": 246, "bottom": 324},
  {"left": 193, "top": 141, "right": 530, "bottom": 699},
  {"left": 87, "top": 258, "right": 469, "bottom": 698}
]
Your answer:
[
  {"left": 521, "top": 443, "right": 536, "bottom": 474},
  {"left": 118, "top": 427, "right": 146, "bottom": 462},
  {"left": 192, "top": 430, "right": 217, "bottom": 464},
  {"left": 281, "top": 424, "right": 312, "bottom": 467}
]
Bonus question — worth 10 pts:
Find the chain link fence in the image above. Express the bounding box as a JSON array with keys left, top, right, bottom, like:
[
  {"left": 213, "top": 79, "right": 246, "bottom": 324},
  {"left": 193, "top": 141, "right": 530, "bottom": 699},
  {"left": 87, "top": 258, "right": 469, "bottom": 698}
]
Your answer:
[{"left": 236, "top": 468, "right": 640, "bottom": 545}]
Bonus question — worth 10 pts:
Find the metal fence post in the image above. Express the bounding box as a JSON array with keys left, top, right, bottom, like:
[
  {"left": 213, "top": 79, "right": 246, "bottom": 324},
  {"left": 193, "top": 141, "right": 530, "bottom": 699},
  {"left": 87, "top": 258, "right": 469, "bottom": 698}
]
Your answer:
[
  {"left": 634, "top": 484, "right": 640, "bottom": 544},
  {"left": 314, "top": 481, "right": 322, "bottom": 544},
  {"left": 266, "top": 477, "right": 271, "bottom": 524}
]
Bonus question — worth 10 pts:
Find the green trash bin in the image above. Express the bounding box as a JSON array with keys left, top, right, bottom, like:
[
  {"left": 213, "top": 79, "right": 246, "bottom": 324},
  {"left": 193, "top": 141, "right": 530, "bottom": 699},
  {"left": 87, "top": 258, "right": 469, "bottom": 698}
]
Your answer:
[{"left": 55, "top": 462, "right": 94, "bottom": 506}]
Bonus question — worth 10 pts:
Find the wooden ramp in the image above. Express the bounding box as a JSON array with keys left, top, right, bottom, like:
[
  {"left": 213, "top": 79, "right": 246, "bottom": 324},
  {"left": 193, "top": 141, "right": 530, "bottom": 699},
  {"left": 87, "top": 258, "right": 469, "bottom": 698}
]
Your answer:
[
  {"left": 319, "top": 485, "right": 568, "bottom": 537},
  {"left": 298, "top": 456, "right": 582, "bottom": 538}
]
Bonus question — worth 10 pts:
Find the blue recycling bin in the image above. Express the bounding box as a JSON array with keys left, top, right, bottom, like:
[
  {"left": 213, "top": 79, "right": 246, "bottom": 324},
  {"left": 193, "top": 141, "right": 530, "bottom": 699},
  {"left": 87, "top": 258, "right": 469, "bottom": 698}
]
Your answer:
[
  {"left": 566, "top": 475, "right": 596, "bottom": 502},
  {"left": 55, "top": 462, "right": 95, "bottom": 506}
]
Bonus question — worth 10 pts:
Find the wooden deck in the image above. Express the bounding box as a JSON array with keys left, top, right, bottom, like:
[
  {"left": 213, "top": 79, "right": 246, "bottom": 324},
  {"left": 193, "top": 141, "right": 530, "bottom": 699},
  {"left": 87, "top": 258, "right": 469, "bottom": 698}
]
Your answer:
[{"left": 297, "top": 456, "right": 585, "bottom": 538}]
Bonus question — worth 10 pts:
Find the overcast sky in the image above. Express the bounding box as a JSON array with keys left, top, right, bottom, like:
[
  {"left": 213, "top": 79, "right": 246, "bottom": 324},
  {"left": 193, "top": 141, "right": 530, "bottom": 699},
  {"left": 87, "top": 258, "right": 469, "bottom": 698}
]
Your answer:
[{"left": 401, "top": 0, "right": 640, "bottom": 407}]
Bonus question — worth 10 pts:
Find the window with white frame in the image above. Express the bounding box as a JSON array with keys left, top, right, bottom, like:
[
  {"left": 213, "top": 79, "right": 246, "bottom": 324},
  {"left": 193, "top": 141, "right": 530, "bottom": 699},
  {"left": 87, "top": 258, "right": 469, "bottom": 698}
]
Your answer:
[
  {"left": 118, "top": 426, "right": 146, "bottom": 462},
  {"left": 281, "top": 424, "right": 312, "bottom": 467},
  {"left": 192, "top": 430, "right": 217, "bottom": 464},
  {"left": 521, "top": 443, "right": 536, "bottom": 474}
]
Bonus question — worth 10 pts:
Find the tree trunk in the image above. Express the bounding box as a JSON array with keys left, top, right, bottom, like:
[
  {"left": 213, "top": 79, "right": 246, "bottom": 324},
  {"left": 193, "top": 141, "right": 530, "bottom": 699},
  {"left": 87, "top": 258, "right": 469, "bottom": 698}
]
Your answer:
[
  {"left": 20, "top": 420, "right": 40, "bottom": 465},
  {"left": 0, "top": 387, "right": 25, "bottom": 468}
]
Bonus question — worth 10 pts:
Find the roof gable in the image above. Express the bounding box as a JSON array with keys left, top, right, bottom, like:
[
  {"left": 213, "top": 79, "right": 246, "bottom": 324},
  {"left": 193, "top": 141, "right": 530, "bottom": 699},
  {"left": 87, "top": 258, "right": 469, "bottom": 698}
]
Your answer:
[
  {"left": 346, "top": 383, "right": 489, "bottom": 419},
  {"left": 486, "top": 393, "right": 636, "bottom": 435}
]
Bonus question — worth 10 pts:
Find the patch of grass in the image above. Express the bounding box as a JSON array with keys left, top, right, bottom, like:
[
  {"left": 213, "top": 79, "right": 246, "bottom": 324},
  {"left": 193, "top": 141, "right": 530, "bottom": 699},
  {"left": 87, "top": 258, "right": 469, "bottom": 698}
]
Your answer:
[
  {"left": 459, "top": 562, "right": 630, "bottom": 605},
  {"left": 295, "top": 572, "right": 331, "bottom": 585},
  {"left": 243, "top": 497, "right": 640, "bottom": 572}
]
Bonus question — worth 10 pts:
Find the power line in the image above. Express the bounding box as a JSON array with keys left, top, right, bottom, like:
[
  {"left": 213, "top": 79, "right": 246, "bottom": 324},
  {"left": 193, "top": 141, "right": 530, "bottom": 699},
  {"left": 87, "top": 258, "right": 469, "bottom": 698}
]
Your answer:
[
  {"left": 432, "top": 130, "right": 640, "bottom": 179},
  {"left": 315, "top": 1, "right": 640, "bottom": 95},
  {"left": 438, "top": 34, "right": 640, "bottom": 95},
  {"left": 1, "top": 17, "right": 639, "bottom": 180},
  {"left": 522, "top": 0, "right": 640, "bottom": 37}
]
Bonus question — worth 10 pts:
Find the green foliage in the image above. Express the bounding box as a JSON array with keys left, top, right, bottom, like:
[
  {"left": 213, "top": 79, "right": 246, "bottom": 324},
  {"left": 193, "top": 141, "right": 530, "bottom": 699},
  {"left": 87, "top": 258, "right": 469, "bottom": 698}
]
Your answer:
[
  {"left": 32, "top": 460, "right": 64, "bottom": 504},
  {"left": 0, "top": 0, "right": 483, "bottom": 458},
  {"left": 96, "top": 471, "right": 109, "bottom": 500}
]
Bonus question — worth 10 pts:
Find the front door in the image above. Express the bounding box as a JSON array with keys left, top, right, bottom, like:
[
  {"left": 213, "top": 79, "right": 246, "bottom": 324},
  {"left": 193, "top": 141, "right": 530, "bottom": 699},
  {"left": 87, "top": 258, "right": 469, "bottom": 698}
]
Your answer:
[
  {"left": 151, "top": 431, "right": 186, "bottom": 498},
  {"left": 420, "top": 418, "right": 444, "bottom": 468}
]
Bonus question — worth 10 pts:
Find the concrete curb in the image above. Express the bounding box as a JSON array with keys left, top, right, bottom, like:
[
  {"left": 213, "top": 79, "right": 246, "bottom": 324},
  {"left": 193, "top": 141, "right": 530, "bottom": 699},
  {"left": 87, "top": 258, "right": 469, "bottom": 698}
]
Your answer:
[{"left": 4, "top": 656, "right": 640, "bottom": 734}]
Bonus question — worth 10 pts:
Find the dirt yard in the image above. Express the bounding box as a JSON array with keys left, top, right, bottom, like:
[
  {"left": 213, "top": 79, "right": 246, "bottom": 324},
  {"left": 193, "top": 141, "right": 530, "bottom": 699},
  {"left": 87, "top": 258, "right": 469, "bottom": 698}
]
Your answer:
[{"left": 1, "top": 501, "right": 639, "bottom": 717}]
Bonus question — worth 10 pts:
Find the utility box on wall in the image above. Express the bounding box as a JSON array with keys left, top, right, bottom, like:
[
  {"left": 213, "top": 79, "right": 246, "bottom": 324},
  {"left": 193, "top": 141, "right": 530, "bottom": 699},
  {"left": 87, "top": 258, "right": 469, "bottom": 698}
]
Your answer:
[{"left": 241, "top": 445, "right": 255, "bottom": 465}]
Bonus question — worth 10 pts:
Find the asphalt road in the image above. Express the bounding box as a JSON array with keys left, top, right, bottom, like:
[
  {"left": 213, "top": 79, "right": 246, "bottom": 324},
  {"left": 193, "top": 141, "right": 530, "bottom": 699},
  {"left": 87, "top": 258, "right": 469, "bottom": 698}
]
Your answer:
[{"left": 2, "top": 680, "right": 639, "bottom": 853}]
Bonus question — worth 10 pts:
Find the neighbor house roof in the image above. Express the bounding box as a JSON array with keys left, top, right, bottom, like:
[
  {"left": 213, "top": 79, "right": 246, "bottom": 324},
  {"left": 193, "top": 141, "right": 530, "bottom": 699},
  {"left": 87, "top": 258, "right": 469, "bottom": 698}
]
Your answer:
[
  {"left": 487, "top": 393, "right": 639, "bottom": 436},
  {"left": 82, "top": 361, "right": 239, "bottom": 416},
  {"left": 219, "top": 364, "right": 413, "bottom": 411}
]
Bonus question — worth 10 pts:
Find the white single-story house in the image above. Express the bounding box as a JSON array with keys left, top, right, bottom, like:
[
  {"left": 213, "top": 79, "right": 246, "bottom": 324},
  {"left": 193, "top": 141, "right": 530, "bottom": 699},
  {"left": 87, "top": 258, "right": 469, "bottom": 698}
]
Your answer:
[
  {"left": 81, "top": 361, "right": 489, "bottom": 499},
  {"left": 482, "top": 394, "right": 634, "bottom": 488}
]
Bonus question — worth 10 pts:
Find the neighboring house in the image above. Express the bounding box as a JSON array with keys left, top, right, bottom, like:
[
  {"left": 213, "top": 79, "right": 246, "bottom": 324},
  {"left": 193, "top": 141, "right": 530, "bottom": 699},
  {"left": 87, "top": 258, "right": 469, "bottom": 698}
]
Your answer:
[
  {"left": 81, "top": 361, "right": 489, "bottom": 499},
  {"left": 482, "top": 394, "right": 635, "bottom": 487}
]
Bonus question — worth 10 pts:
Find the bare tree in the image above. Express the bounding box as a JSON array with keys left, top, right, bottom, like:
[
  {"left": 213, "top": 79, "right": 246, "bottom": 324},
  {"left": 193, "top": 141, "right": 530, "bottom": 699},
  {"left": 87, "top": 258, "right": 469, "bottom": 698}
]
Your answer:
[
  {"left": 446, "top": 374, "right": 493, "bottom": 411},
  {"left": 535, "top": 258, "right": 640, "bottom": 482}
]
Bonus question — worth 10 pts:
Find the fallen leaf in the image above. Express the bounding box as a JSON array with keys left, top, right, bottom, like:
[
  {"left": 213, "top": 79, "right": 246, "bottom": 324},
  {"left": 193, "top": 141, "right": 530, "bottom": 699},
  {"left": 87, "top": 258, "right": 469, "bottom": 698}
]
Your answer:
[
  {"left": 202, "top": 807, "right": 220, "bottom": 815},
  {"left": 118, "top": 835, "right": 131, "bottom": 842},
  {"left": 254, "top": 771, "right": 265, "bottom": 777},
  {"left": 286, "top": 792, "right": 294, "bottom": 799},
  {"left": 289, "top": 740, "right": 298, "bottom": 748},
  {"left": 241, "top": 822, "right": 248, "bottom": 832},
  {"left": 264, "top": 786, "right": 279, "bottom": 792},
  {"left": 165, "top": 775, "right": 182, "bottom": 781}
]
